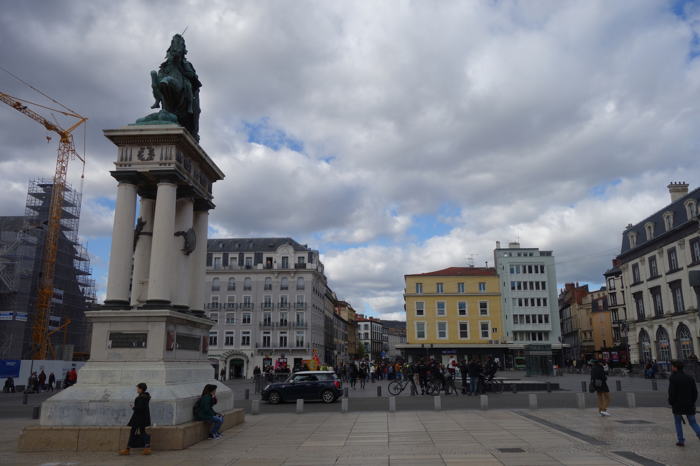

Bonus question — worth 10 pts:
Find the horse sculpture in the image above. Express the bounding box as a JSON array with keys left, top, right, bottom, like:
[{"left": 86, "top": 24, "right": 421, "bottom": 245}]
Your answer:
[{"left": 136, "top": 34, "right": 201, "bottom": 141}]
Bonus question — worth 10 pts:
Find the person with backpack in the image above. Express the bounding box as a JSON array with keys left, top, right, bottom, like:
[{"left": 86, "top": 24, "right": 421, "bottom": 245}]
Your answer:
[
  {"left": 119, "top": 382, "right": 151, "bottom": 455},
  {"left": 194, "top": 384, "right": 224, "bottom": 439},
  {"left": 668, "top": 360, "right": 700, "bottom": 447},
  {"left": 590, "top": 360, "right": 610, "bottom": 416}
]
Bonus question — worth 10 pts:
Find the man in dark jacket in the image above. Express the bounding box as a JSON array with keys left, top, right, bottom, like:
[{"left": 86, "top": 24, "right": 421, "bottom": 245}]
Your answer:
[
  {"left": 467, "top": 359, "right": 482, "bottom": 396},
  {"left": 119, "top": 382, "right": 151, "bottom": 455},
  {"left": 668, "top": 360, "right": 700, "bottom": 446},
  {"left": 591, "top": 360, "right": 610, "bottom": 416}
]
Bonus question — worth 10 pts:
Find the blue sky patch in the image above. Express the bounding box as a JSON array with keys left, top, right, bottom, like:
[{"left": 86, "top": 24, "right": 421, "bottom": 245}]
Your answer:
[{"left": 242, "top": 117, "right": 304, "bottom": 152}]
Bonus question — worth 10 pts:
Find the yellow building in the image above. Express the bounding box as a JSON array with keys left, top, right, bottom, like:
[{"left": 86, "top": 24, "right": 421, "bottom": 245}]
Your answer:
[{"left": 401, "top": 267, "right": 506, "bottom": 363}]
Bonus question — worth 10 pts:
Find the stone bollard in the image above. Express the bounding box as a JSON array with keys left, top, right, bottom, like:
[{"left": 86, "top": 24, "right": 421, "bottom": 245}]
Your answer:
[
  {"left": 343, "top": 387, "right": 349, "bottom": 398},
  {"left": 616, "top": 380, "right": 622, "bottom": 392},
  {"left": 245, "top": 388, "right": 250, "bottom": 400},
  {"left": 389, "top": 396, "right": 396, "bottom": 412},
  {"left": 528, "top": 394, "right": 538, "bottom": 409},
  {"left": 627, "top": 392, "right": 636, "bottom": 408},
  {"left": 296, "top": 398, "right": 304, "bottom": 414},
  {"left": 480, "top": 394, "right": 488, "bottom": 410},
  {"left": 433, "top": 395, "right": 442, "bottom": 411},
  {"left": 576, "top": 393, "right": 585, "bottom": 409},
  {"left": 581, "top": 381, "right": 587, "bottom": 393},
  {"left": 377, "top": 385, "right": 382, "bottom": 397},
  {"left": 251, "top": 399, "right": 260, "bottom": 415},
  {"left": 651, "top": 380, "right": 658, "bottom": 391},
  {"left": 341, "top": 397, "right": 349, "bottom": 413}
]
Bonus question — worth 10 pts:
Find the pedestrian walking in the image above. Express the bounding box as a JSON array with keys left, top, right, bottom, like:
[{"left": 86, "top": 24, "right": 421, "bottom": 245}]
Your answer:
[
  {"left": 668, "top": 360, "right": 700, "bottom": 447},
  {"left": 48, "top": 372, "right": 55, "bottom": 392},
  {"left": 459, "top": 359, "right": 468, "bottom": 394},
  {"left": 119, "top": 382, "right": 151, "bottom": 455},
  {"left": 590, "top": 360, "right": 610, "bottom": 416},
  {"left": 38, "top": 370, "right": 46, "bottom": 392},
  {"left": 194, "top": 384, "right": 224, "bottom": 439}
]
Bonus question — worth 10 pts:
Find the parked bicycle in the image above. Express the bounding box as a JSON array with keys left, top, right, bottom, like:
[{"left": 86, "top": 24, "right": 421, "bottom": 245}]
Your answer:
[{"left": 387, "top": 378, "right": 411, "bottom": 396}]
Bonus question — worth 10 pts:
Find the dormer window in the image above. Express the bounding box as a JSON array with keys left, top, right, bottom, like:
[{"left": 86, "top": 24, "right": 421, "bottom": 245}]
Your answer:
[
  {"left": 663, "top": 211, "right": 674, "bottom": 232},
  {"left": 644, "top": 222, "right": 654, "bottom": 241},
  {"left": 684, "top": 199, "right": 697, "bottom": 220},
  {"left": 628, "top": 231, "right": 638, "bottom": 248}
]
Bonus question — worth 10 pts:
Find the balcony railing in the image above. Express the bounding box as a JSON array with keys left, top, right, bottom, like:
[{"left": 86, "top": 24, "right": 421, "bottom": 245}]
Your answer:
[
  {"left": 294, "top": 302, "right": 306, "bottom": 310},
  {"left": 208, "top": 262, "right": 319, "bottom": 271}
]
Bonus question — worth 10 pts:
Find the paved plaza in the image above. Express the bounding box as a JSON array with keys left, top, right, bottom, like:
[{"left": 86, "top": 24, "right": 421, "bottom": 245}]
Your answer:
[{"left": 0, "top": 407, "right": 698, "bottom": 465}]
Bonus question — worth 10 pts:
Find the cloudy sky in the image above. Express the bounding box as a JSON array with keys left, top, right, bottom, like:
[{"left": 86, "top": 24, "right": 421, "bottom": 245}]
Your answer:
[{"left": 2, "top": 0, "right": 700, "bottom": 320}]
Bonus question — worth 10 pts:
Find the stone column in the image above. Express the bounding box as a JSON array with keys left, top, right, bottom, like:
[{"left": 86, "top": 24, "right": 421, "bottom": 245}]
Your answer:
[
  {"left": 130, "top": 196, "right": 155, "bottom": 306},
  {"left": 189, "top": 207, "right": 209, "bottom": 312},
  {"left": 105, "top": 181, "right": 137, "bottom": 306},
  {"left": 147, "top": 181, "right": 177, "bottom": 305},
  {"left": 173, "top": 197, "right": 194, "bottom": 308}
]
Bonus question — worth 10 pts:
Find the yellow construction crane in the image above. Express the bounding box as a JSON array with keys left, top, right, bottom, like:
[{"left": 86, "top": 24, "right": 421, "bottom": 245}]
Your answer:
[{"left": 0, "top": 87, "right": 87, "bottom": 360}]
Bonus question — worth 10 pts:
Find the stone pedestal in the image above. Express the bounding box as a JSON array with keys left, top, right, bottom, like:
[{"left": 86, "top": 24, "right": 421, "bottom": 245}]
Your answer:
[{"left": 31, "top": 125, "right": 230, "bottom": 438}]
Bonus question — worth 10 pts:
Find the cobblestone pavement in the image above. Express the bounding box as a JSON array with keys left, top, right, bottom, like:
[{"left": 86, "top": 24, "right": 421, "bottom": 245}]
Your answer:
[{"left": 0, "top": 408, "right": 697, "bottom": 465}]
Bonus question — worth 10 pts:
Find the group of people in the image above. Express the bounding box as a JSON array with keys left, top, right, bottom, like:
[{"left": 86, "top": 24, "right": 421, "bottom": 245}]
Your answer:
[
  {"left": 2, "top": 367, "right": 78, "bottom": 394},
  {"left": 335, "top": 356, "right": 499, "bottom": 395},
  {"left": 119, "top": 382, "right": 226, "bottom": 456}
]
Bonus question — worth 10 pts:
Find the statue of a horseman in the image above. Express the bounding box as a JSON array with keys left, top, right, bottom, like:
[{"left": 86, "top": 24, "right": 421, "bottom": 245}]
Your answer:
[{"left": 135, "top": 34, "right": 202, "bottom": 141}]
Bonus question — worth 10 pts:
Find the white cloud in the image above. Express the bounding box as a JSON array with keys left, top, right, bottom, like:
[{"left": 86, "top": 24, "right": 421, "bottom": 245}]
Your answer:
[{"left": 1, "top": 1, "right": 699, "bottom": 318}]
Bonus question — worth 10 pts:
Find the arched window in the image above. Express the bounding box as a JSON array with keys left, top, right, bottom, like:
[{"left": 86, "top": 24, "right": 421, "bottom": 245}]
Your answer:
[
  {"left": 296, "top": 277, "right": 305, "bottom": 290},
  {"left": 644, "top": 222, "right": 654, "bottom": 241},
  {"left": 280, "top": 276, "right": 288, "bottom": 290},
  {"left": 227, "top": 277, "right": 235, "bottom": 291},
  {"left": 211, "top": 277, "right": 220, "bottom": 291},
  {"left": 264, "top": 277, "right": 272, "bottom": 290},
  {"left": 639, "top": 329, "right": 652, "bottom": 363},
  {"left": 663, "top": 211, "right": 674, "bottom": 232},
  {"left": 656, "top": 326, "right": 671, "bottom": 362},
  {"left": 677, "top": 324, "right": 694, "bottom": 360},
  {"left": 684, "top": 199, "right": 697, "bottom": 220},
  {"left": 244, "top": 277, "right": 252, "bottom": 291},
  {"left": 628, "top": 231, "right": 637, "bottom": 248}
]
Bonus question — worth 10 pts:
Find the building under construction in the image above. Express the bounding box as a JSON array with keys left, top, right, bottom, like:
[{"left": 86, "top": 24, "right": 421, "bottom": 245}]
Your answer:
[{"left": 0, "top": 179, "right": 95, "bottom": 360}]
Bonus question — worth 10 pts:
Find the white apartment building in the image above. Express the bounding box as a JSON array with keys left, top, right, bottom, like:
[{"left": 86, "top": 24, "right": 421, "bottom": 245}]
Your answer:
[
  {"left": 493, "top": 242, "right": 563, "bottom": 348},
  {"left": 205, "top": 238, "right": 334, "bottom": 378},
  {"left": 617, "top": 183, "right": 700, "bottom": 366}
]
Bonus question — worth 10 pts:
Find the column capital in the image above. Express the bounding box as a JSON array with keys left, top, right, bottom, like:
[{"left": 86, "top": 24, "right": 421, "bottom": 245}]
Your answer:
[{"left": 110, "top": 170, "right": 140, "bottom": 184}]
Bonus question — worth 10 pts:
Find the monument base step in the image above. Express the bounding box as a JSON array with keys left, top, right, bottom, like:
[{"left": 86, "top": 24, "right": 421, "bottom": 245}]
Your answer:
[{"left": 17, "top": 408, "right": 244, "bottom": 452}]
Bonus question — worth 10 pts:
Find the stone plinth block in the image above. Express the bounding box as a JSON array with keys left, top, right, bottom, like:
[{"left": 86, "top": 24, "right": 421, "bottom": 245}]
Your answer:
[
  {"left": 19, "top": 409, "right": 244, "bottom": 452},
  {"left": 39, "top": 309, "right": 232, "bottom": 427}
]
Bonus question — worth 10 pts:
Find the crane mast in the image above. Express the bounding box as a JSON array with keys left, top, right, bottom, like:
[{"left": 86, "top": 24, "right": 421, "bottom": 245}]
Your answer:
[{"left": 0, "top": 91, "right": 86, "bottom": 360}]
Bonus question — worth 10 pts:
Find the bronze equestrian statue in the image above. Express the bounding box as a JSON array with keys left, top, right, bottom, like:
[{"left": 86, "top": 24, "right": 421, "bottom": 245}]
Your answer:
[{"left": 135, "top": 34, "right": 202, "bottom": 141}]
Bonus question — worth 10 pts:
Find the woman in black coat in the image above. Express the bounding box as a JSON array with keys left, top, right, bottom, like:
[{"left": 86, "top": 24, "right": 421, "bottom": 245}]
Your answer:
[
  {"left": 668, "top": 360, "right": 700, "bottom": 446},
  {"left": 590, "top": 360, "right": 610, "bottom": 416},
  {"left": 119, "top": 382, "right": 152, "bottom": 455}
]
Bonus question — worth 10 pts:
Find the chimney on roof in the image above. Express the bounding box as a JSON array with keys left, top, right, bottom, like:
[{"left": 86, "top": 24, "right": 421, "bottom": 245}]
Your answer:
[{"left": 667, "top": 181, "right": 689, "bottom": 203}]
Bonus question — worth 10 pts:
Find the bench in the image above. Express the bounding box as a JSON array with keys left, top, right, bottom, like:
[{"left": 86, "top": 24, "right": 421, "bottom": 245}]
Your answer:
[{"left": 17, "top": 408, "right": 244, "bottom": 452}]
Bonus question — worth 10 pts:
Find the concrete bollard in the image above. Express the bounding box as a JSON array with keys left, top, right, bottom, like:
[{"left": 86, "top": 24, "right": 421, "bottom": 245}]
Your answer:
[
  {"left": 341, "top": 397, "right": 348, "bottom": 413},
  {"left": 528, "top": 394, "right": 538, "bottom": 409},
  {"left": 251, "top": 399, "right": 260, "bottom": 415},
  {"left": 581, "top": 381, "right": 587, "bottom": 393},
  {"left": 651, "top": 380, "right": 658, "bottom": 391},
  {"left": 433, "top": 395, "right": 441, "bottom": 411},
  {"left": 377, "top": 385, "right": 382, "bottom": 397},
  {"left": 389, "top": 396, "right": 396, "bottom": 412},
  {"left": 245, "top": 388, "right": 250, "bottom": 400},
  {"left": 576, "top": 393, "right": 585, "bottom": 409},
  {"left": 296, "top": 398, "right": 304, "bottom": 414},
  {"left": 616, "top": 380, "right": 622, "bottom": 392},
  {"left": 627, "top": 392, "right": 636, "bottom": 408},
  {"left": 32, "top": 406, "right": 40, "bottom": 419},
  {"left": 480, "top": 394, "right": 488, "bottom": 410}
]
